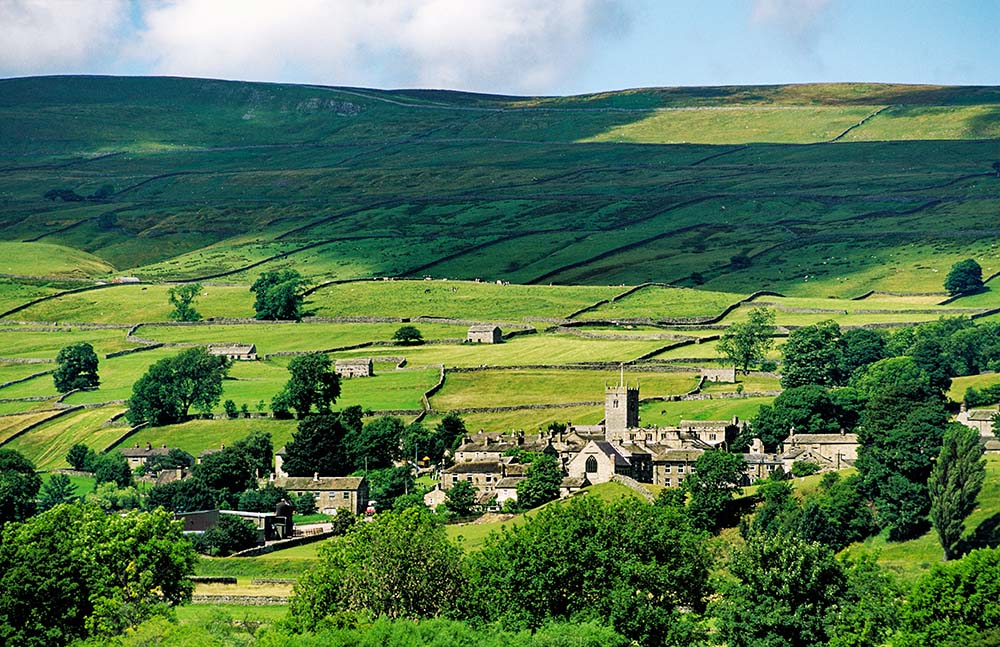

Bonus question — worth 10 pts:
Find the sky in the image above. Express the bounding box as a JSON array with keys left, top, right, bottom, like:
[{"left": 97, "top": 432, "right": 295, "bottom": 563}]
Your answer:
[{"left": 2, "top": 0, "right": 999, "bottom": 96}]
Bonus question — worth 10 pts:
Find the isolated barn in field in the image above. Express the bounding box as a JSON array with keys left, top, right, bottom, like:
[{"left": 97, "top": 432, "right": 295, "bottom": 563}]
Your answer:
[
  {"left": 207, "top": 344, "right": 257, "bottom": 361},
  {"left": 335, "top": 358, "right": 374, "bottom": 378},
  {"left": 700, "top": 367, "right": 737, "bottom": 383},
  {"left": 467, "top": 324, "right": 502, "bottom": 344}
]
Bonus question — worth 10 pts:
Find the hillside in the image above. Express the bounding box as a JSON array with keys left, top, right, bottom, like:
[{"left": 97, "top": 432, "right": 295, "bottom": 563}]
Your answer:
[{"left": 0, "top": 76, "right": 998, "bottom": 295}]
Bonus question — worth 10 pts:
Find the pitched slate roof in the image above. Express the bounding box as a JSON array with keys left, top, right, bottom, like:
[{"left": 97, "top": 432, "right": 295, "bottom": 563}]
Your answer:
[{"left": 274, "top": 476, "right": 365, "bottom": 491}]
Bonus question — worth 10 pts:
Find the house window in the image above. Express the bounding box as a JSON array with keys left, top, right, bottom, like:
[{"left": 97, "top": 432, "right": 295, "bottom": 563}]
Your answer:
[
  {"left": 613, "top": 399, "right": 619, "bottom": 408},
  {"left": 585, "top": 456, "right": 598, "bottom": 473},
  {"left": 709, "top": 433, "right": 717, "bottom": 441},
  {"left": 677, "top": 465, "right": 685, "bottom": 474},
  {"left": 665, "top": 478, "right": 672, "bottom": 487},
  {"left": 485, "top": 475, "right": 492, "bottom": 482},
  {"left": 664, "top": 465, "right": 672, "bottom": 473},
  {"left": 343, "top": 492, "right": 350, "bottom": 499}
]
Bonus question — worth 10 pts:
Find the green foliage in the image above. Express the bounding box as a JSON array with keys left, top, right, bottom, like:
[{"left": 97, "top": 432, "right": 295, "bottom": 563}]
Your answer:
[
  {"left": 840, "top": 328, "right": 888, "bottom": 380},
  {"left": 751, "top": 384, "right": 861, "bottom": 450},
  {"left": 223, "top": 399, "right": 238, "bottom": 418},
  {"left": 251, "top": 270, "right": 307, "bottom": 321},
  {"left": 685, "top": 449, "right": 746, "bottom": 532},
  {"left": 290, "top": 507, "right": 464, "bottom": 627},
  {"left": 466, "top": 495, "right": 711, "bottom": 645},
  {"left": 238, "top": 483, "right": 290, "bottom": 513},
  {"left": 515, "top": 454, "right": 562, "bottom": 510},
  {"left": 781, "top": 320, "right": 845, "bottom": 388},
  {"left": 67, "top": 442, "right": 94, "bottom": 470},
  {"left": 144, "top": 448, "right": 195, "bottom": 474},
  {"left": 193, "top": 514, "right": 259, "bottom": 556},
  {"left": 274, "top": 352, "right": 341, "bottom": 418},
  {"left": 393, "top": 325, "right": 424, "bottom": 345},
  {"left": 194, "top": 432, "right": 272, "bottom": 498},
  {"left": 797, "top": 475, "right": 878, "bottom": 551},
  {"left": 713, "top": 533, "right": 847, "bottom": 647},
  {"left": 84, "top": 482, "right": 142, "bottom": 512},
  {"left": 895, "top": 548, "right": 1000, "bottom": 646},
  {"left": 826, "top": 553, "right": 901, "bottom": 647},
  {"left": 347, "top": 416, "right": 403, "bottom": 471},
  {"left": 791, "top": 461, "right": 822, "bottom": 477},
  {"left": 444, "top": 480, "right": 477, "bottom": 517},
  {"left": 166, "top": 283, "right": 202, "bottom": 322},
  {"left": 929, "top": 423, "right": 986, "bottom": 560},
  {"left": 53, "top": 342, "right": 100, "bottom": 393},
  {"left": 93, "top": 451, "right": 135, "bottom": 489},
  {"left": 37, "top": 472, "right": 77, "bottom": 512},
  {"left": 0, "top": 448, "right": 41, "bottom": 527},
  {"left": 717, "top": 307, "right": 775, "bottom": 373},
  {"left": 146, "top": 478, "right": 219, "bottom": 513},
  {"left": 965, "top": 383, "right": 1000, "bottom": 407},
  {"left": 126, "top": 347, "right": 230, "bottom": 426},
  {"left": 281, "top": 413, "right": 352, "bottom": 477},
  {"left": 365, "top": 466, "right": 415, "bottom": 510},
  {"left": 0, "top": 503, "right": 196, "bottom": 645},
  {"left": 945, "top": 258, "right": 984, "bottom": 296}
]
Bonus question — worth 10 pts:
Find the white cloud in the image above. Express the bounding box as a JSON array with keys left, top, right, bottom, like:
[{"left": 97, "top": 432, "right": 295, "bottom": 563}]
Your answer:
[
  {"left": 0, "top": 0, "right": 130, "bottom": 75},
  {"left": 132, "top": 0, "right": 629, "bottom": 93},
  {"left": 750, "top": 0, "right": 833, "bottom": 49}
]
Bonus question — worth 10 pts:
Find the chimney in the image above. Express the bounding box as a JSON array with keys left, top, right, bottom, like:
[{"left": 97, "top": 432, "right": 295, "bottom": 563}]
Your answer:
[
  {"left": 145, "top": 442, "right": 152, "bottom": 450},
  {"left": 313, "top": 472, "right": 319, "bottom": 482}
]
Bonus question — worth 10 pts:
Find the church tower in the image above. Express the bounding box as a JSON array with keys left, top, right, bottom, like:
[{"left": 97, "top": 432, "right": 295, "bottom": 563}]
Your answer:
[{"left": 605, "top": 366, "right": 639, "bottom": 440}]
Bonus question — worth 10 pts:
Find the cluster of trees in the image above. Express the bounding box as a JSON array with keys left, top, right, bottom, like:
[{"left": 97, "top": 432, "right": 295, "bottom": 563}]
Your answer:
[
  {"left": 126, "top": 347, "right": 230, "bottom": 426},
  {"left": 251, "top": 269, "right": 308, "bottom": 321}
]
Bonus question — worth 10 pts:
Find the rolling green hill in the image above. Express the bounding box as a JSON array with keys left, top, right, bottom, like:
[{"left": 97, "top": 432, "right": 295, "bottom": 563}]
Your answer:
[{"left": 1, "top": 76, "right": 998, "bottom": 296}]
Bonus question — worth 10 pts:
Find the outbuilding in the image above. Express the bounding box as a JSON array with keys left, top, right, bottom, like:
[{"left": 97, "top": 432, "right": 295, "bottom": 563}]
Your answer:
[{"left": 467, "top": 324, "right": 502, "bottom": 344}]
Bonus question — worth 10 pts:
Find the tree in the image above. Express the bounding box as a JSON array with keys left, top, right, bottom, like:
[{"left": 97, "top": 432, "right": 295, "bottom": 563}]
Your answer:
[
  {"left": 685, "top": 449, "right": 746, "bottom": 532},
  {"left": 930, "top": 423, "right": 986, "bottom": 560},
  {"left": 83, "top": 482, "right": 142, "bottom": 512},
  {"left": 166, "top": 283, "right": 202, "bottom": 322},
  {"left": 53, "top": 342, "right": 99, "bottom": 393},
  {"left": 346, "top": 415, "right": 403, "bottom": 471},
  {"left": 895, "top": 548, "right": 1000, "bottom": 646},
  {"left": 750, "top": 384, "right": 848, "bottom": 450},
  {"left": 126, "top": 347, "right": 229, "bottom": 426},
  {"left": 839, "top": 327, "right": 888, "bottom": 380},
  {"left": 66, "top": 442, "right": 96, "bottom": 471},
  {"left": 717, "top": 307, "right": 775, "bottom": 374},
  {"left": 0, "top": 503, "right": 196, "bottom": 645},
  {"left": 444, "top": 480, "right": 477, "bottom": 517},
  {"left": 945, "top": 258, "right": 984, "bottom": 296},
  {"left": 223, "top": 399, "right": 238, "bottom": 418},
  {"left": 144, "top": 447, "right": 195, "bottom": 474},
  {"left": 780, "top": 320, "right": 845, "bottom": 388},
  {"left": 290, "top": 507, "right": 465, "bottom": 628},
  {"left": 273, "top": 352, "right": 341, "bottom": 418},
  {"left": 366, "top": 466, "right": 415, "bottom": 509},
  {"left": 515, "top": 453, "right": 562, "bottom": 510},
  {"left": 193, "top": 514, "right": 259, "bottom": 556},
  {"left": 193, "top": 432, "right": 272, "bottom": 498},
  {"left": 146, "top": 479, "right": 219, "bottom": 513},
  {"left": 281, "top": 413, "right": 352, "bottom": 477},
  {"left": 0, "top": 448, "right": 41, "bottom": 528},
  {"left": 37, "top": 474, "right": 77, "bottom": 512},
  {"left": 466, "top": 496, "right": 711, "bottom": 645},
  {"left": 237, "top": 483, "right": 290, "bottom": 513},
  {"left": 713, "top": 533, "right": 847, "bottom": 647},
  {"left": 392, "top": 325, "right": 424, "bottom": 345},
  {"left": 251, "top": 269, "right": 307, "bottom": 320},
  {"left": 93, "top": 451, "right": 134, "bottom": 489}
]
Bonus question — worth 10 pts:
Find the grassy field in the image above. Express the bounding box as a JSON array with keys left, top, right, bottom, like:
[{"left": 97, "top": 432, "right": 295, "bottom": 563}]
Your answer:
[
  {"left": 127, "top": 418, "right": 300, "bottom": 456},
  {"left": 639, "top": 396, "right": 776, "bottom": 427},
  {"left": 424, "top": 404, "right": 605, "bottom": 434},
  {"left": 949, "top": 373, "right": 1000, "bottom": 402},
  {"left": 0, "top": 242, "right": 114, "bottom": 279},
  {"left": 0, "top": 327, "right": 136, "bottom": 359},
  {"left": 576, "top": 285, "right": 745, "bottom": 321},
  {"left": 0, "top": 409, "right": 64, "bottom": 444},
  {"left": 4, "top": 406, "right": 127, "bottom": 469}
]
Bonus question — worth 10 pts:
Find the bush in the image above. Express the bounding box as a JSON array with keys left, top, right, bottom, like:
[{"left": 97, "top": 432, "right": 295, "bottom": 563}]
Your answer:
[
  {"left": 393, "top": 325, "right": 424, "bottom": 345},
  {"left": 223, "top": 399, "right": 239, "bottom": 419},
  {"left": 194, "top": 515, "right": 259, "bottom": 556},
  {"left": 791, "top": 461, "right": 821, "bottom": 477}
]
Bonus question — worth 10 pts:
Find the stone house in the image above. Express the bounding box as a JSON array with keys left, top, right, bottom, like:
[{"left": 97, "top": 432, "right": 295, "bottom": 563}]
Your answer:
[
  {"left": 779, "top": 431, "right": 858, "bottom": 472},
  {"left": 743, "top": 438, "right": 786, "bottom": 483},
  {"left": 273, "top": 475, "right": 368, "bottom": 515},
  {"left": 467, "top": 324, "right": 502, "bottom": 344},
  {"left": 494, "top": 477, "right": 525, "bottom": 507},
  {"left": 119, "top": 442, "right": 171, "bottom": 468},
  {"left": 651, "top": 448, "right": 702, "bottom": 488},
  {"left": 957, "top": 408, "right": 998, "bottom": 435},
  {"left": 566, "top": 440, "right": 634, "bottom": 484},
  {"left": 560, "top": 476, "right": 590, "bottom": 498},
  {"left": 207, "top": 344, "right": 257, "bottom": 361},
  {"left": 335, "top": 358, "right": 374, "bottom": 378},
  {"left": 441, "top": 461, "right": 503, "bottom": 491}
]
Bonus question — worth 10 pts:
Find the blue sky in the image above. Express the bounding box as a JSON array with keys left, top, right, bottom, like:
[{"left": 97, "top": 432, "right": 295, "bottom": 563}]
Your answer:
[{"left": 2, "top": 1, "right": 999, "bottom": 95}]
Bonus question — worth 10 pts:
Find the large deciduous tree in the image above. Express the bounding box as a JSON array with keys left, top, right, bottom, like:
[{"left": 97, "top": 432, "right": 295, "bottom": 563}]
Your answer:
[
  {"left": 780, "top": 320, "right": 845, "bottom": 388},
  {"left": 0, "top": 503, "right": 196, "bottom": 645},
  {"left": 684, "top": 449, "right": 746, "bottom": 532},
  {"left": 290, "top": 507, "right": 465, "bottom": 628},
  {"left": 944, "top": 258, "right": 984, "bottom": 296},
  {"left": 929, "top": 423, "right": 986, "bottom": 560},
  {"left": 53, "top": 342, "right": 99, "bottom": 393},
  {"left": 281, "top": 413, "right": 352, "bottom": 477},
  {"left": 717, "top": 307, "right": 775, "bottom": 374},
  {"left": 251, "top": 269, "right": 308, "bottom": 321},
  {"left": 273, "top": 352, "right": 341, "bottom": 419},
  {"left": 515, "top": 453, "right": 563, "bottom": 510},
  {"left": 0, "top": 448, "right": 41, "bottom": 528},
  {"left": 166, "top": 283, "right": 202, "bottom": 322},
  {"left": 126, "top": 347, "right": 229, "bottom": 426}
]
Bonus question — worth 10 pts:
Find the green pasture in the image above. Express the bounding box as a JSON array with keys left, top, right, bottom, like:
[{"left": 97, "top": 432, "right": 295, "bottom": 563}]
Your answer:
[
  {"left": 62, "top": 347, "right": 176, "bottom": 405},
  {"left": 137, "top": 321, "right": 470, "bottom": 354},
  {"left": 0, "top": 400, "right": 58, "bottom": 416},
  {"left": 432, "top": 369, "right": 698, "bottom": 410},
  {"left": 4, "top": 406, "right": 126, "bottom": 470},
  {"left": 700, "top": 374, "right": 782, "bottom": 393},
  {"left": 331, "top": 334, "right": 667, "bottom": 368},
  {"left": 946, "top": 286, "right": 1000, "bottom": 308},
  {"left": 0, "top": 362, "right": 52, "bottom": 385},
  {"left": 0, "top": 280, "right": 64, "bottom": 314},
  {"left": 176, "top": 604, "right": 288, "bottom": 626},
  {"left": 0, "top": 327, "right": 135, "bottom": 359},
  {"left": 0, "top": 409, "right": 63, "bottom": 444},
  {"left": 581, "top": 105, "right": 881, "bottom": 145},
  {"left": 949, "top": 373, "right": 1000, "bottom": 402},
  {"left": 575, "top": 285, "right": 746, "bottom": 321},
  {"left": 126, "top": 418, "right": 299, "bottom": 457},
  {"left": 844, "top": 104, "right": 1000, "bottom": 141},
  {"left": 425, "top": 404, "right": 604, "bottom": 435},
  {"left": 0, "top": 242, "right": 114, "bottom": 279},
  {"left": 40, "top": 471, "right": 96, "bottom": 497},
  {"left": 308, "top": 280, "right": 621, "bottom": 321},
  {"left": 8, "top": 283, "right": 254, "bottom": 323},
  {"left": 639, "top": 396, "right": 775, "bottom": 427}
]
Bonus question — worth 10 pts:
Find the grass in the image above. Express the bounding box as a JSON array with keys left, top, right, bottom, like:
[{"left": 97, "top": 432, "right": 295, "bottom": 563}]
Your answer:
[
  {"left": 575, "top": 285, "right": 746, "bottom": 321},
  {"left": 4, "top": 406, "right": 126, "bottom": 469},
  {"left": 0, "top": 409, "right": 64, "bottom": 444},
  {"left": 126, "top": 418, "right": 299, "bottom": 456},
  {"left": 0, "top": 242, "right": 114, "bottom": 279},
  {"left": 40, "top": 471, "right": 96, "bottom": 496},
  {"left": 175, "top": 604, "right": 288, "bottom": 625},
  {"left": 0, "top": 327, "right": 136, "bottom": 359},
  {"left": 639, "top": 396, "right": 776, "bottom": 427},
  {"left": 432, "top": 369, "right": 698, "bottom": 410},
  {"left": 423, "top": 405, "right": 605, "bottom": 434},
  {"left": 949, "top": 373, "right": 1000, "bottom": 402}
]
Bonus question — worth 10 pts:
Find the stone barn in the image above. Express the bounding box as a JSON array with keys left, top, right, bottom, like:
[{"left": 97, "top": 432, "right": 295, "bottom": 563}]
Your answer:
[
  {"left": 700, "top": 367, "right": 737, "bottom": 383},
  {"left": 467, "top": 324, "right": 502, "bottom": 344},
  {"left": 335, "top": 358, "right": 374, "bottom": 378},
  {"left": 207, "top": 344, "right": 257, "bottom": 361}
]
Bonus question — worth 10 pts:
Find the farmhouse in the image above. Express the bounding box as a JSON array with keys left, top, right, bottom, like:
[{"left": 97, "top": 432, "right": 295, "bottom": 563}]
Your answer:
[
  {"left": 467, "top": 324, "right": 502, "bottom": 344},
  {"left": 651, "top": 449, "right": 702, "bottom": 488},
  {"left": 335, "top": 357, "right": 374, "bottom": 378},
  {"left": 119, "top": 442, "right": 171, "bottom": 468},
  {"left": 780, "top": 431, "right": 858, "bottom": 471},
  {"left": 273, "top": 474, "right": 369, "bottom": 515},
  {"left": 207, "top": 343, "right": 257, "bottom": 361},
  {"left": 957, "top": 408, "right": 998, "bottom": 435}
]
